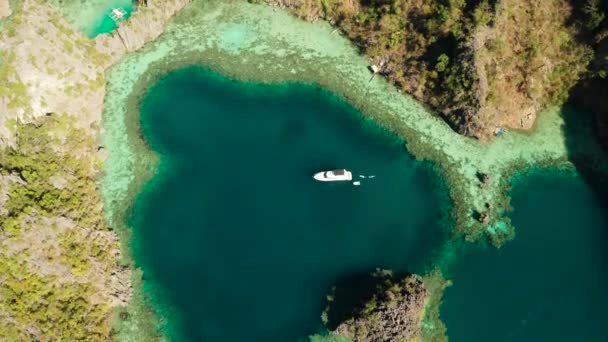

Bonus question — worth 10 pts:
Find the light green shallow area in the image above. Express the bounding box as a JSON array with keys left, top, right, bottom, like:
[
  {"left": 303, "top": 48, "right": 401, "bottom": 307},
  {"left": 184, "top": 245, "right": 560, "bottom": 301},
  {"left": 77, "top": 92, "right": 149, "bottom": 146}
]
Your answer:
[{"left": 47, "top": 0, "right": 133, "bottom": 37}]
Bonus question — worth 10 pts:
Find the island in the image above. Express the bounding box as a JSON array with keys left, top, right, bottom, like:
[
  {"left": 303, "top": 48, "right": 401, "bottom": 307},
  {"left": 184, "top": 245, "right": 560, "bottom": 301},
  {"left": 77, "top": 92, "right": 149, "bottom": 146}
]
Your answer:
[{"left": 322, "top": 270, "right": 429, "bottom": 341}]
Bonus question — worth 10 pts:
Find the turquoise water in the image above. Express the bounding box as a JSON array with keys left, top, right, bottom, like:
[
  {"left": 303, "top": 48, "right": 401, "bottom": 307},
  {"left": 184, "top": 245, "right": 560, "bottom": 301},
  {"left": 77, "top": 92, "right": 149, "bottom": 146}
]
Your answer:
[
  {"left": 87, "top": 0, "right": 134, "bottom": 37},
  {"left": 130, "top": 67, "right": 448, "bottom": 341},
  {"left": 441, "top": 169, "right": 608, "bottom": 341},
  {"left": 47, "top": 0, "right": 134, "bottom": 37}
]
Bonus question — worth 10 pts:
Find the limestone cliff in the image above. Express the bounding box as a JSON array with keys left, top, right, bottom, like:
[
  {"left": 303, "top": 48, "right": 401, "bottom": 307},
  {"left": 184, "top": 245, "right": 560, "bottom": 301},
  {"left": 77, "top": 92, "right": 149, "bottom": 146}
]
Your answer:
[
  {"left": 568, "top": 0, "right": 608, "bottom": 152},
  {"left": 0, "top": 0, "right": 190, "bottom": 339},
  {"left": 0, "top": 0, "right": 10, "bottom": 19},
  {"left": 323, "top": 270, "right": 427, "bottom": 342}
]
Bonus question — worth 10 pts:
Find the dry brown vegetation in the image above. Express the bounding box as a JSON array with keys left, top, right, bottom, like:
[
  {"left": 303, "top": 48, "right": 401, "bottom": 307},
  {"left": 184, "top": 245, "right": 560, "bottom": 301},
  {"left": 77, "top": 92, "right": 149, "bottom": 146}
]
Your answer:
[
  {"left": 474, "top": 0, "right": 592, "bottom": 135},
  {"left": 258, "top": 0, "right": 596, "bottom": 140}
]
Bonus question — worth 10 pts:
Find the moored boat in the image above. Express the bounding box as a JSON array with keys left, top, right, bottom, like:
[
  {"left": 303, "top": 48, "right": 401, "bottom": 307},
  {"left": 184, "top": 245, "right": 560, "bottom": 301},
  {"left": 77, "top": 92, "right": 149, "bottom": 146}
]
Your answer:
[{"left": 313, "top": 169, "right": 352, "bottom": 182}]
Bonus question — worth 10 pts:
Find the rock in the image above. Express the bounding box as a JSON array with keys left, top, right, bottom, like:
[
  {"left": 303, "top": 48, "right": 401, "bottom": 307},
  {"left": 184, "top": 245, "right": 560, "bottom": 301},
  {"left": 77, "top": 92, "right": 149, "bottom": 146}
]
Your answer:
[
  {"left": 110, "top": 0, "right": 191, "bottom": 54},
  {"left": 49, "top": 174, "right": 70, "bottom": 190},
  {"left": 0, "top": 0, "right": 10, "bottom": 19},
  {"left": 325, "top": 270, "right": 427, "bottom": 342},
  {"left": 477, "top": 171, "right": 491, "bottom": 187},
  {"left": 479, "top": 212, "right": 490, "bottom": 224}
]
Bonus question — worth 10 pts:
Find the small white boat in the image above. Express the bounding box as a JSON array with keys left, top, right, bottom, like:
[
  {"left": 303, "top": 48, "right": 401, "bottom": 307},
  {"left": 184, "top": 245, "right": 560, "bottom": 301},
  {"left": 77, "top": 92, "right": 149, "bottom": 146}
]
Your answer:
[
  {"left": 109, "top": 7, "right": 127, "bottom": 21},
  {"left": 313, "top": 169, "right": 352, "bottom": 182}
]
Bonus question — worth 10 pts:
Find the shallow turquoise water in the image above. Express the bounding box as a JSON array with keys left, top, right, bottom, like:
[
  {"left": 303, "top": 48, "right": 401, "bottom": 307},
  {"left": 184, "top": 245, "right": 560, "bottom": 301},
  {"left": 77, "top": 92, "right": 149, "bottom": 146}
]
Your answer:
[
  {"left": 48, "top": 0, "right": 134, "bottom": 37},
  {"left": 441, "top": 169, "right": 608, "bottom": 341},
  {"left": 87, "top": 0, "right": 133, "bottom": 37},
  {"left": 130, "top": 67, "right": 448, "bottom": 341}
]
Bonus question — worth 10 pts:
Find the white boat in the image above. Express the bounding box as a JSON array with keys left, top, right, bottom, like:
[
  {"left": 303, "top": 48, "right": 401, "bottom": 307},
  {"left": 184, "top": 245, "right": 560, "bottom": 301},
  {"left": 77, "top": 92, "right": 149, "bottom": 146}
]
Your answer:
[
  {"left": 313, "top": 169, "right": 352, "bottom": 182},
  {"left": 109, "top": 7, "right": 127, "bottom": 21}
]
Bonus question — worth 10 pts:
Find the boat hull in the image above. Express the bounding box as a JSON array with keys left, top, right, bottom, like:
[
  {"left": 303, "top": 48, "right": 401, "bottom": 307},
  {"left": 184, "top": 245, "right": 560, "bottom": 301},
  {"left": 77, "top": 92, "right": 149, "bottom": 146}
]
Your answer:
[{"left": 313, "top": 170, "right": 352, "bottom": 182}]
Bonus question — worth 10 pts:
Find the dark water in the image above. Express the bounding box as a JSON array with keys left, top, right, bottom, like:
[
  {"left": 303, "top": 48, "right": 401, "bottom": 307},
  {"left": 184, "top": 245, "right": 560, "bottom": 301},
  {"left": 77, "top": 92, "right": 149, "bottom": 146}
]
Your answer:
[
  {"left": 130, "top": 67, "right": 447, "bottom": 342},
  {"left": 441, "top": 170, "right": 608, "bottom": 341}
]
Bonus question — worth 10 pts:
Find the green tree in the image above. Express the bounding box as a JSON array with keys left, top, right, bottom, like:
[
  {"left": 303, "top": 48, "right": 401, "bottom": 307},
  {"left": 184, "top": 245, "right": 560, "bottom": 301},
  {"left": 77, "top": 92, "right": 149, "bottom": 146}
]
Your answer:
[
  {"left": 435, "top": 54, "right": 450, "bottom": 73},
  {"left": 583, "top": 0, "right": 606, "bottom": 30}
]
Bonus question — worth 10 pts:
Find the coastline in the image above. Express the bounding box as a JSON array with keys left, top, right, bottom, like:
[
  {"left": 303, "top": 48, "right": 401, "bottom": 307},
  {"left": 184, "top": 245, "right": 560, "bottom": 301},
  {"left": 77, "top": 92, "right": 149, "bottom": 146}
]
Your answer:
[
  {"left": 1, "top": 0, "right": 605, "bottom": 340},
  {"left": 100, "top": 0, "right": 607, "bottom": 340},
  {"left": 102, "top": 0, "right": 608, "bottom": 262},
  {"left": 46, "top": 0, "right": 134, "bottom": 38},
  {"left": 0, "top": 0, "right": 189, "bottom": 339}
]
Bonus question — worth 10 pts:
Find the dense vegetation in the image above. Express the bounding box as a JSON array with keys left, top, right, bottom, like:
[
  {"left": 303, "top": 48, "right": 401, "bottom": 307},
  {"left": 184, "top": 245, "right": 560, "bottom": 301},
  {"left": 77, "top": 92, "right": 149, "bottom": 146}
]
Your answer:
[
  {"left": 1, "top": 116, "right": 105, "bottom": 231},
  {"left": 0, "top": 115, "right": 117, "bottom": 340},
  {"left": 257, "top": 0, "right": 599, "bottom": 139}
]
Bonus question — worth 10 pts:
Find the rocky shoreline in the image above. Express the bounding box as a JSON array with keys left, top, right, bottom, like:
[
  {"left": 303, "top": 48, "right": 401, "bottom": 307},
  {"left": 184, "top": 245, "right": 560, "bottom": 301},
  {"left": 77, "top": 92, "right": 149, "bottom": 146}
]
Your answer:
[
  {"left": 0, "top": 0, "right": 190, "bottom": 339},
  {"left": 323, "top": 270, "right": 427, "bottom": 342},
  {"left": 257, "top": 0, "right": 602, "bottom": 142}
]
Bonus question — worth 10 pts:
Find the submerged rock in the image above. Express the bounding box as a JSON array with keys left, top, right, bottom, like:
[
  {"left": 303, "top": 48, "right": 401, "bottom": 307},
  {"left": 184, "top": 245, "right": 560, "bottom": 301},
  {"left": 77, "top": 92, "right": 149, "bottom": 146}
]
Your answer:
[
  {"left": 479, "top": 212, "right": 491, "bottom": 224},
  {"left": 323, "top": 270, "right": 427, "bottom": 342},
  {"left": 477, "top": 171, "right": 492, "bottom": 187}
]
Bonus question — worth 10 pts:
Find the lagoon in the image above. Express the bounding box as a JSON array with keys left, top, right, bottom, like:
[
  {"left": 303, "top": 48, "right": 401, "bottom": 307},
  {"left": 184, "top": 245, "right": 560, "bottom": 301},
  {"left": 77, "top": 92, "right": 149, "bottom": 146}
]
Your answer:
[
  {"left": 441, "top": 170, "right": 608, "bottom": 341},
  {"left": 129, "top": 67, "right": 448, "bottom": 341}
]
